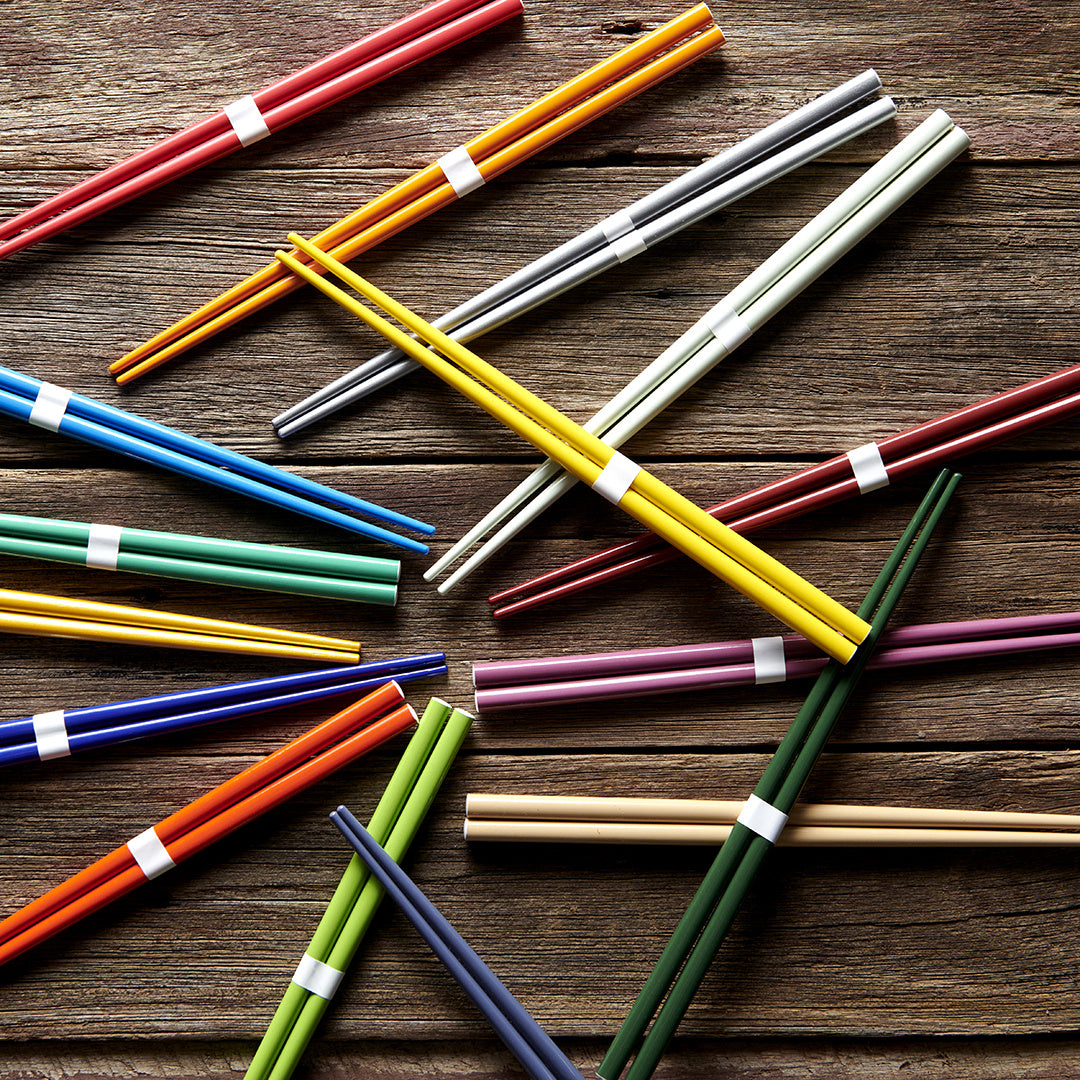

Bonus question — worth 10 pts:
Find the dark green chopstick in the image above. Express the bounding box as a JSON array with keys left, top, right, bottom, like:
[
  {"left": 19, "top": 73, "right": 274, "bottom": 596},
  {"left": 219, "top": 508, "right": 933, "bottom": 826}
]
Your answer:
[{"left": 600, "top": 469, "right": 961, "bottom": 1080}]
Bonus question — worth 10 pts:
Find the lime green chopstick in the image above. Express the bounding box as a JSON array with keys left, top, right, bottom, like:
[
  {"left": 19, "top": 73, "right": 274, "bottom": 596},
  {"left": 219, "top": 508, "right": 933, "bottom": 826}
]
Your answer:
[
  {"left": 245, "top": 697, "right": 474, "bottom": 1080},
  {"left": 0, "top": 511, "right": 399, "bottom": 605},
  {"left": 600, "top": 469, "right": 961, "bottom": 1080}
]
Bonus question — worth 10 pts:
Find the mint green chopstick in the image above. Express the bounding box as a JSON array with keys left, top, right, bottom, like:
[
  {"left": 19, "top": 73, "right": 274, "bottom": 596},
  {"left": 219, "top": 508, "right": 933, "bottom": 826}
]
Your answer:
[
  {"left": 0, "top": 512, "right": 399, "bottom": 605},
  {"left": 600, "top": 469, "right": 961, "bottom": 1080},
  {"left": 245, "top": 697, "right": 474, "bottom": 1080}
]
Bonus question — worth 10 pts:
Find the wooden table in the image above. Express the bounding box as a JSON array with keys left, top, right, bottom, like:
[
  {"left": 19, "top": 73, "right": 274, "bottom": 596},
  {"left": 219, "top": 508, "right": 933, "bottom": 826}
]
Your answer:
[{"left": 1, "top": 1, "right": 1078, "bottom": 1076}]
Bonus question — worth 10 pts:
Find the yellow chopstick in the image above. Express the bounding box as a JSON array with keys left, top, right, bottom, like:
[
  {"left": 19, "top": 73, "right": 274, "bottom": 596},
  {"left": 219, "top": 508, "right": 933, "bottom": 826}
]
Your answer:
[{"left": 274, "top": 238, "right": 869, "bottom": 662}]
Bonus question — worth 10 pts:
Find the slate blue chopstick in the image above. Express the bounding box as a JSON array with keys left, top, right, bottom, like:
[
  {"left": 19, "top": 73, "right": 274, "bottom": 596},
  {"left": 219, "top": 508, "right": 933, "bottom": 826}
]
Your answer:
[
  {"left": 0, "top": 365, "right": 432, "bottom": 549},
  {"left": 331, "top": 806, "right": 586, "bottom": 1080},
  {"left": 0, "top": 653, "right": 445, "bottom": 754}
]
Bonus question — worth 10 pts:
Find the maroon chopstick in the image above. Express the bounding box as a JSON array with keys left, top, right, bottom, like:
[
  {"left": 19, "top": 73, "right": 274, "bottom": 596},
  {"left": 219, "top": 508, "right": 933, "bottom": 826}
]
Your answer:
[{"left": 490, "top": 365, "right": 1080, "bottom": 619}]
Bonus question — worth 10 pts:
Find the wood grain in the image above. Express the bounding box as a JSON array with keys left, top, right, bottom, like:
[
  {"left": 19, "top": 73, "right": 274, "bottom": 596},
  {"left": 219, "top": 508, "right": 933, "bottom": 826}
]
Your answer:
[{"left": 0, "top": 0, "right": 1078, "bottom": 1075}]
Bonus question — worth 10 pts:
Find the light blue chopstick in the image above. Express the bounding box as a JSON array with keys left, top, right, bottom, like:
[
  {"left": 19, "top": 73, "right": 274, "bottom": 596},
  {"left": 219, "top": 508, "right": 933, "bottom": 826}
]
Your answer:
[
  {"left": 0, "top": 363, "right": 434, "bottom": 539},
  {"left": 0, "top": 383, "right": 429, "bottom": 553},
  {"left": 331, "top": 806, "right": 585, "bottom": 1080}
]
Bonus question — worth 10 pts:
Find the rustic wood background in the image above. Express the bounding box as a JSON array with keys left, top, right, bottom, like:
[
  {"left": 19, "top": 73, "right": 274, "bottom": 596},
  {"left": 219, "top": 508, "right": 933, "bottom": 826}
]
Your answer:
[{"left": 1, "top": 0, "right": 1079, "bottom": 1076}]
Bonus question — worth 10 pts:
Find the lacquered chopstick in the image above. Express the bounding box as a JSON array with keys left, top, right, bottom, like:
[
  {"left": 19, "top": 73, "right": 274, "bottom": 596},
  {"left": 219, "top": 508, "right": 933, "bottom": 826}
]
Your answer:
[
  {"left": 473, "top": 620, "right": 1080, "bottom": 712},
  {"left": 248, "top": 699, "right": 474, "bottom": 1080},
  {"left": 464, "top": 792, "right": 1080, "bottom": 832},
  {"left": 275, "top": 237, "right": 870, "bottom": 663},
  {"left": 600, "top": 470, "right": 960, "bottom": 1080},
  {"left": 0, "top": 366, "right": 432, "bottom": 551},
  {"left": 429, "top": 110, "right": 968, "bottom": 590},
  {"left": 110, "top": 6, "right": 724, "bottom": 383},
  {"left": 331, "top": 806, "right": 586, "bottom": 1080},
  {"left": 0, "top": 682, "right": 415, "bottom": 967},
  {"left": 490, "top": 368, "right": 1080, "bottom": 618},
  {"left": 0, "top": 0, "right": 522, "bottom": 261},
  {"left": 0, "top": 657, "right": 446, "bottom": 766},
  {"left": 0, "top": 511, "right": 400, "bottom": 605},
  {"left": 273, "top": 73, "right": 894, "bottom": 436}
]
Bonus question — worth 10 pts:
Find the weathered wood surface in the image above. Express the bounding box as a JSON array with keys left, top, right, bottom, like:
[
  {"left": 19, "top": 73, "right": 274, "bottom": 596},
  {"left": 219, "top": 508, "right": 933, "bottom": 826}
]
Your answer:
[{"left": 1, "top": 0, "right": 1079, "bottom": 1076}]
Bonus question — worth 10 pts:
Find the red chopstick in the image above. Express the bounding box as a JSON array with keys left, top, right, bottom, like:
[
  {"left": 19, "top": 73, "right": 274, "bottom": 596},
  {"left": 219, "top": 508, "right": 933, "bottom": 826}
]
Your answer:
[
  {"left": 490, "top": 365, "right": 1080, "bottom": 619},
  {"left": 0, "top": 0, "right": 520, "bottom": 261},
  {"left": 0, "top": 681, "right": 412, "bottom": 966}
]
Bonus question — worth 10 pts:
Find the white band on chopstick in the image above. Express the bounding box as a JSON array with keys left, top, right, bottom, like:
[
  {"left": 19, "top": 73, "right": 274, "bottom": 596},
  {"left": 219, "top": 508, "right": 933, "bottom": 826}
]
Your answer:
[
  {"left": 610, "top": 229, "right": 648, "bottom": 263},
  {"left": 127, "top": 826, "right": 176, "bottom": 880},
  {"left": 737, "top": 793, "right": 788, "bottom": 844},
  {"left": 704, "top": 302, "right": 753, "bottom": 353},
  {"left": 224, "top": 94, "right": 272, "bottom": 147},
  {"left": 437, "top": 145, "right": 486, "bottom": 197},
  {"left": 592, "top": 451, "right": 642, "bottom": 505},
  {"left": 292, "top": 952, "right": 346, "bottom": 999},
  {"left": 846, "top": 441, "right": 890, "bottom": 493},
  {"left": 32, "top": 710, "right": 70, "bottom": 760},
  {"left": 85, "top": 523, "right": 123, "bottom": 569},
  {"left": 600, "top": 210, "right": 636, "bottom": 243},
  {"left": 28, "top": 383, "right": 72, "bottom": 431},
  {"left": 751, "top": 636, "right": 787, "bottom": 684}
]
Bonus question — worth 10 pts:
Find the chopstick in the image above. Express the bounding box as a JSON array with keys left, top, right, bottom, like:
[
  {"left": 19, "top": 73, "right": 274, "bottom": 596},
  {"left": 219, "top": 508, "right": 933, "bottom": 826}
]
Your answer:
[
  {"left": 273, "top": 71, "right": 895, "bottom": 436},
  {"left": 0, "top": 510, "right": 401, "bottom": 606},
  {"left": 599, "top": 469, "right": 960, "bottom": 1080},
  {"left": 0, "top": 654, "right": 446, "bottom": 767},
  {"left": 109, "top": 5, "right": 725, "bottom": 383},
  {"left": 464, "top": 793, "right": 1080, "bottom": 846},
  {"left": 331, "top": 805, "right": 586, "bottom": 1080},
  {"left": 0, "top": 365, "right": 433, "bottom": 552},
  {"left": 0, "top": 586, "right": 362, "bottom": 662},
  {"left": 471, "top": 610, "right": 1080, "bottom": 712},
  {"left": 428, "top": 110, "right": 970, "bottom": 590},
  {"left": 0, "top": 681, "right": 417, "bottom": 968},
  {"left": 246, "top": 698, "right": 473, "bottom": 1080},
  {"left": 274, "top": 237, "right": 871, "bottom": 663},
  {"left": 0, "top": 0, "right": 522, "bottom": 260},
  {"left": 489, "top": 363, "right": 1080, "bottom": 618}
]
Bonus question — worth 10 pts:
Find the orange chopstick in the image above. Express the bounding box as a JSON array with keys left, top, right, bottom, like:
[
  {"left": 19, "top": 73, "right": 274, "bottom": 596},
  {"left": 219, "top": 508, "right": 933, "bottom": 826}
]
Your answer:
[
  {"left": 0, "top": 681, "right": 409, "bottom": 959},
  {"left": 110, "top": 6, "right": 723, "bottom": 382}
]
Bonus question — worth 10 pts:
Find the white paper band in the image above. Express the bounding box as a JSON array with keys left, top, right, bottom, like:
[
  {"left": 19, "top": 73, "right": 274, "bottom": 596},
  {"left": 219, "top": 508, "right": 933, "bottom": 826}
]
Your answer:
[
  {"left": 126, "top": 826, "right": 176, "bottom": 880},
  {"left": 592, "top": 451, "right": 642, "bottom": 505},
  {"left": 224, "top": 94, "right": 271, "bottom": 147},
  {"left": 600, "top": 209, "right": 635, "bottom": 243},
  {"left": 436, "top": 144, "right": 485, "bottom": 197},
  {"left": 85, "top": 522, "right": 123, "bottom": 569},
  {"left": 737, "top": 793, "right": 788, "bottom": 844},
  {"left": 704, "top": 301, "right": 754, "bottom": 353},
  {"left": 609, "top": 229, "right": 648, "bottom": 263},
  {"left": 846, "top": 441, "right": 891, "bottom": 493},
  {"left": 32, "top": 710, "right": 70, "bottom": 760},
  {"left": 751, "top": 636, "right": 787, "bottom": 684},
  {"left": 28, "top": 383, "right": 71, "bottom": 431},
  {"left": 292, "top": 952, "right": 346, "bottom": 999}
]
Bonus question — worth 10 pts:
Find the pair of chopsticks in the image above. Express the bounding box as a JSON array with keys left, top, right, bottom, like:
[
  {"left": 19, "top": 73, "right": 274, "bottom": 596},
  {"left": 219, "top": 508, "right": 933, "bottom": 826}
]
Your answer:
[
  {"left": 0, "top": 653, "right": 445, "bottom": 768},
  {"left": 0, "top": 681, "right": 417, "bottom": 969},
  {"left": 0, "top": 586, "right": 362, "bottom": 662},
  {"left": 274, "top": 70, "right": 897, "bottom": 437},
  {"left": 109, "top": 5, "right": 725, "bottom": 384},
  {"left": 599, "top": 470, "right": 960, "bottom": 1080},
  {"left": 464, "top": 793, "right": 1080, "bottom": 848},
  {"left": 274, "top": 236, "right": 870, "bottom": 664},
  {"left": 0, "top": 510, "right": 401, "bottom": 606},
  {"left": 489, "top": 359, "right": 1080, "bottom": 618},
  {"left": 331, "top": 805, "right": 587, "bottom": 1080},
  {"left": 472, "top": 609, "right": 1080, "bottom": 711},
  {"left": 245, "top": 697, "right": 473, "bottom": 1080},
  {"left": 0, "top": 365, "right": 433, "bottom": 552},
  {"left": 0, "top": 0, "right": 522, "bottom": 261},
  {"left": 429, "top": 109, "right": 970, "bottom": 591}
]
